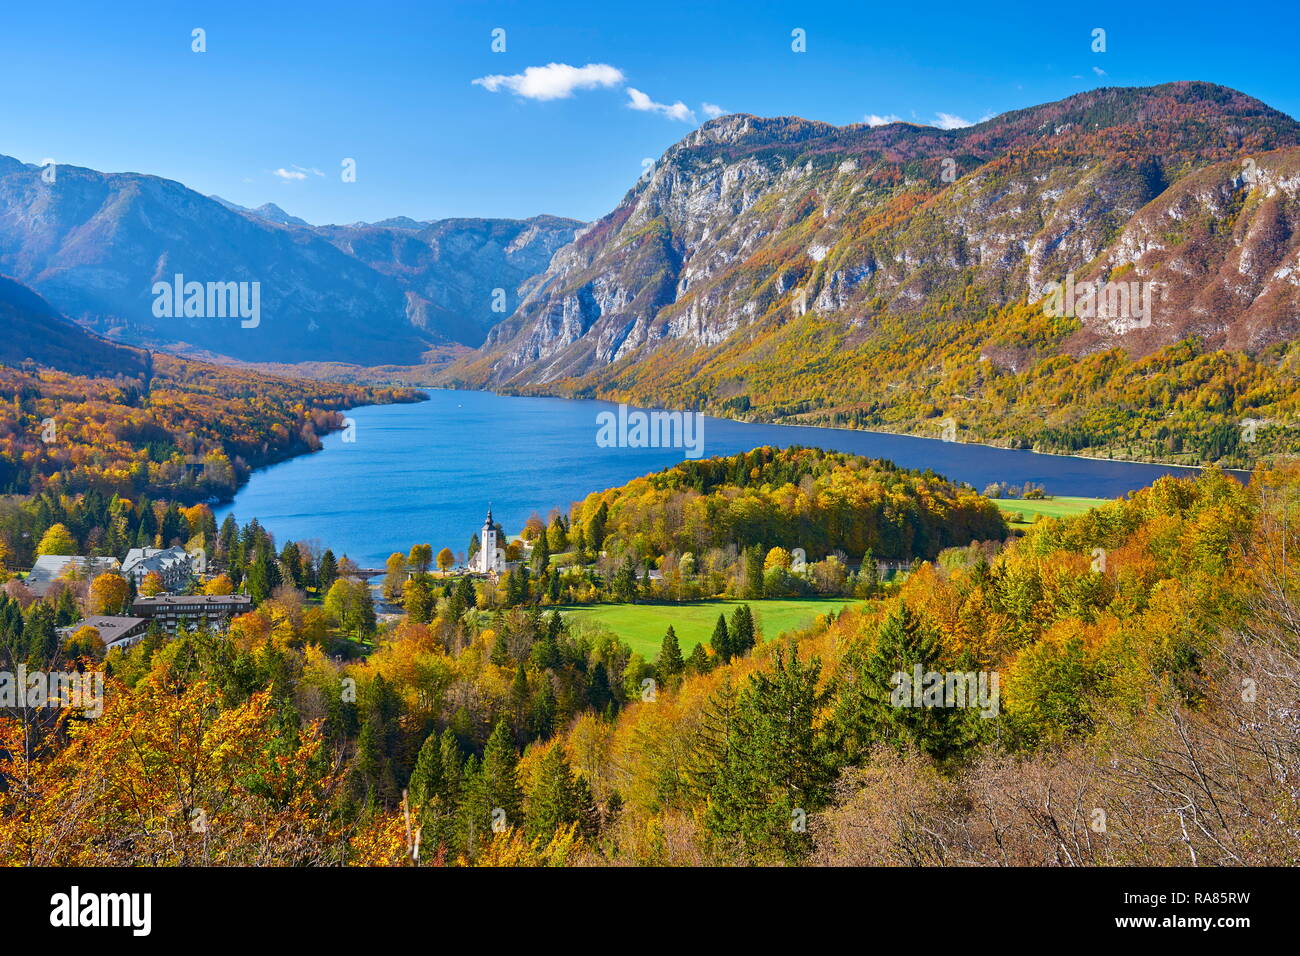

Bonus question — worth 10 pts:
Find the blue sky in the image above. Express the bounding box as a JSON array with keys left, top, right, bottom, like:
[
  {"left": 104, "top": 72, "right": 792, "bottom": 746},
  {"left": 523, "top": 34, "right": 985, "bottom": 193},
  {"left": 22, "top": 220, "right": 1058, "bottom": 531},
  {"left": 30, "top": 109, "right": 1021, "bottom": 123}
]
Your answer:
[{"left": 1, "top": 0, "right": 1296, "bottom": 225}]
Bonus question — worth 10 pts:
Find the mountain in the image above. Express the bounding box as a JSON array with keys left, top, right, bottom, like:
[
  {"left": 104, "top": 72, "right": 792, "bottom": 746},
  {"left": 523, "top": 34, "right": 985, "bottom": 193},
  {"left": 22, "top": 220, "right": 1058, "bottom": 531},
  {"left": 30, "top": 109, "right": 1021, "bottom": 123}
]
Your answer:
[
  {"left": 445, "top": 82, "right": 1300, "bottom": 398},
  {"left": 312, "top": 215, "right": 583, "bottom": 344},
  {"left": 0, "top": 273, "right": 149, "bottom": 377},
  {"left": 0, "top": 157, "right": 580, "bottom": 363},
  {"left": 210, "top": 196, "right": 312, "bottom": 227}
]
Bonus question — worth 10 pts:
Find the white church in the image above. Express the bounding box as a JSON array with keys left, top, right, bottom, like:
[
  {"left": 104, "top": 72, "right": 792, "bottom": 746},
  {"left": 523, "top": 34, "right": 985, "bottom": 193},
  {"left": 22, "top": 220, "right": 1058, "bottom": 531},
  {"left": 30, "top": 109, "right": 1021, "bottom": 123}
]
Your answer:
[{"left": 470, "top": 507, "right": 507, "bottom": 574}]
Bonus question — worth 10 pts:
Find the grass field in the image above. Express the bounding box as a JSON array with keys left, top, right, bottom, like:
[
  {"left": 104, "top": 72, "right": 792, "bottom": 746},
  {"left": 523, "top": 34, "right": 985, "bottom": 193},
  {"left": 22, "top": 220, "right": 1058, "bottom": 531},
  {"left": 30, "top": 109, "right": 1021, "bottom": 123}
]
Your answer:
[
  {"left": 558, "top": 597, "right": 862, "bottom": 660},
  {"left": 994, "top": 496, "right": 1110, "bottom": 528}
]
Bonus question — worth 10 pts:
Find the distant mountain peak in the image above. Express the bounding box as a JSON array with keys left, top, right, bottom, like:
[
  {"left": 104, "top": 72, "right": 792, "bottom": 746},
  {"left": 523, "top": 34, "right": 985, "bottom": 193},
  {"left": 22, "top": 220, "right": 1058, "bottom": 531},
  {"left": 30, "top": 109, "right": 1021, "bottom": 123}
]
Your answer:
[
  {"left": 252, "top": 202, "right": 311, "bottom": 227},
  {"left": 207, "top": 195, "right": 311, "bottom": 227}
]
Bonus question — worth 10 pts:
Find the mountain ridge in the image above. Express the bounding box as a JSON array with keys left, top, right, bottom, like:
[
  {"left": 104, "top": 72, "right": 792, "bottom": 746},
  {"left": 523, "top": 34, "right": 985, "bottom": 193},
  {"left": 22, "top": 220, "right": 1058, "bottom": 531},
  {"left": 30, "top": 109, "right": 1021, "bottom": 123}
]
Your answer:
[
  {"left": 0, "top": 158, "right": 581, "bottom": 362},
  {"left": 434, "top": 81, "right": 1300, "bottom": 467}
]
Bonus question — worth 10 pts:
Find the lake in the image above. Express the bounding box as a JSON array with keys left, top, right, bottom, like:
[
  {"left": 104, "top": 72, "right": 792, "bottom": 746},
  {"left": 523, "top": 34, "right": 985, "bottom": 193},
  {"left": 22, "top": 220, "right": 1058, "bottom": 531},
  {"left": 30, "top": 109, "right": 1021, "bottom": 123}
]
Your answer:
[{"left": 215, "top": 389, "right": 1225, "bottom": 567}]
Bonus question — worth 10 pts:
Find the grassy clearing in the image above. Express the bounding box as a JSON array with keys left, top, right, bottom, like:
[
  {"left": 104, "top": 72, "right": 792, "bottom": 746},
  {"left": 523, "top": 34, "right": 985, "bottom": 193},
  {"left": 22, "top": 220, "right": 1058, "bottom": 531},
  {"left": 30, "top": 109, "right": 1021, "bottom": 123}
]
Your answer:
[
  {"left": 994, "top": 496, "right": 1111, "bottom": 528},
  {"left": 558, "top": 597, "right": 862, "bottom": 659}
]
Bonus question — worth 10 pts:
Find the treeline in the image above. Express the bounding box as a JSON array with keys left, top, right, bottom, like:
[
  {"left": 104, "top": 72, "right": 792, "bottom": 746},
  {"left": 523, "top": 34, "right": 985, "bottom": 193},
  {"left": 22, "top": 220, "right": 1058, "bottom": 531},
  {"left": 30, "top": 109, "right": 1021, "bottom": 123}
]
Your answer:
[
  {"left": 0, "top": 352, "right": 423, "bottom": 500},
  {"left": 570, "top": 446, "right": 1006, "bottom": 563}
]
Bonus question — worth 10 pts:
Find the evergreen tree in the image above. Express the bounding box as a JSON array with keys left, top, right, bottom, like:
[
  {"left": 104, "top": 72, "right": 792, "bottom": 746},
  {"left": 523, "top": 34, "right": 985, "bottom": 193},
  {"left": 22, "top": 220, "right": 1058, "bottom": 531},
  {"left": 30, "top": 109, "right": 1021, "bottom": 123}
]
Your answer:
[
  {"left": 454, "top": 575, "right": 475, "bottom": 617},
  {"left": 54, "top": 587, "right": 79, "bottom": 627},
  {"left": 529, "top": 679, "right": 557, "bottom": 740},
  {"left": 687, "top": 641, "right": 711, "bottom": 674},
  {"left": 409, "top": 731, "right": 445, "bottom": 807},
  {"left": 318, "top": 549, "right": 338, "bottom": 594},
  {"left": 280, "top": 541, "right": 303, "bottom": 588},
  {"left": 588, "top": 661, "right": 615, "bottom": 714},
  {"left": 730, "top": 604, "right": 756, "bottom": 657},
  {"left": 23, "top": 601, "right": 58, "bottom": 668},
  {"left": 587, "top": 501, "right": 608, "bottom": 553},
  {"left": 490, "top": 629, "right": 511, "bottom": 667},
  {"left": 705, "top": 647, "right": 836, "bottom": 862},
  {"left": 657, "top": 625, "right": 685, "bottom": 685},
  {"left": 743, "top": 545, "right": 765, "bottom": 599},
  {"left": 217, "top": 514, "right": 238, "bottom": 562},
  {"left": 532, "top": 533, "right": 550, "bottom": 574},
  {"left": 525, "top": 745, "right": 594, "bottom": 844},
  {"left": 834, "top": 602, "right": 976, "bottom": 764},
  {"left": 613, "top": 556, "right": 638, "bottom": 603},
  {"left": 710, "top": 613, "right": 732, "bottom": 663},
  {"left": 684, "top": 677, "right": 740, "bottom": 802},
  {"left": 479, "top": 719, "right": 524, "bottom": 832}
]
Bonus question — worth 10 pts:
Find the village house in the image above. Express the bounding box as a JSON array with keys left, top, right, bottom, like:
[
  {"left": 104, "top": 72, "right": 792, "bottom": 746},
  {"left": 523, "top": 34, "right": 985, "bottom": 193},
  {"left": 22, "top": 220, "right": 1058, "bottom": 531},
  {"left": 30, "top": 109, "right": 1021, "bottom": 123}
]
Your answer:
[
  {"left": 121, "top": 546, "right": 195, "bottom": 591},
  {"left": 58, "top": 615, "right": 151, "bottom": 651}
]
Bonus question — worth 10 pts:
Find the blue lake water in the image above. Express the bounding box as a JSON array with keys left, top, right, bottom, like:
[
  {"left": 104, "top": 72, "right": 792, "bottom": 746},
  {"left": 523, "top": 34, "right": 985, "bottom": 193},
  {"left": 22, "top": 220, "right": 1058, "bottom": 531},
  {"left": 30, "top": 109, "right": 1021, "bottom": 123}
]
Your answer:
[{"left": 215, "top": 389, "right": 1226, "bottom": 567}]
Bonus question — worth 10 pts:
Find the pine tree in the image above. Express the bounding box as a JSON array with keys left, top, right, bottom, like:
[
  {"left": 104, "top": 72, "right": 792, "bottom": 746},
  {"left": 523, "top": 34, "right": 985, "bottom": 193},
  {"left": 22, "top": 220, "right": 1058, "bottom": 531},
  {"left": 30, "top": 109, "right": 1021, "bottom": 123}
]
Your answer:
[
  {"left": 657, "top": 626, "right": 685, "bottom": 684},
  {"left": 23, "top": 601, "right": 59, "bottom": 668},
  {"left": 684, "top": 677, "right": 740, "bottom": 802},
  {"left": 281, "top": 541, "right": 303, "bottom": 588},
  {"left": 479, "top": 719, "right": 524, "bottom": 831},
  {"left": 525, "top": 745, "right": 582, "bottom": 844},
  {"left": 613, "top": 555, "right": 638, "bottom": 603},
  {"left": 529, "top": 678, "right": 557, "bottom": 740},
  {"left": 710, "top": 613, "right": 732, "bottom": 663},
  {"left": 730, "top": 604, "right": 756, "bottom": 657},
  {"left": 532, "top": 533, "right": 550, "bottom": 574},
  {"left": 833, "top": 602, "right": 976, "bottom": 764},
  {"left": 409, "top": 732, "right": 445, "bottom": 808},
  {"left": 743, "top": 545, "right": 765, "bottom": 599},
  {"left": 587, "top": 501, "right": 608, "bottom": 553},
  {"left": 687, "top": 642, "right": 711, "bottom": 674},
  {"left": 705, "top": 646, "right": 836, "bottom": 862},
  {"left": 319, "top": 549, "right": 338, "bottom": 593}
]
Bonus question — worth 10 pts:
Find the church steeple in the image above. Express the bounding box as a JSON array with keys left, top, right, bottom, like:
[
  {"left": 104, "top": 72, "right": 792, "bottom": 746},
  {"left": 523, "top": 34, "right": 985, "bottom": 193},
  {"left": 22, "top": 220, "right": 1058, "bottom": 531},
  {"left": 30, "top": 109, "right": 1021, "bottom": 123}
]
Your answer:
[{"left": 473, "top": 505, "right": 502, "bottom": 575}]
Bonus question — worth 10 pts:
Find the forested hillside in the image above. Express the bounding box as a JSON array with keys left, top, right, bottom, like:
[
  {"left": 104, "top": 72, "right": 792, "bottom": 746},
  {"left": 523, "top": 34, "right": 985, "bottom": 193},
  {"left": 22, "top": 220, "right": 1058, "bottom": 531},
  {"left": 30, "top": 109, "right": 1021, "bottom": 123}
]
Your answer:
[
  {"left": 0, "top": 347, "right": 422, "bottom": 501},
  {"left": 3, "top": 448, "right": 1294, "bottom": 866}
]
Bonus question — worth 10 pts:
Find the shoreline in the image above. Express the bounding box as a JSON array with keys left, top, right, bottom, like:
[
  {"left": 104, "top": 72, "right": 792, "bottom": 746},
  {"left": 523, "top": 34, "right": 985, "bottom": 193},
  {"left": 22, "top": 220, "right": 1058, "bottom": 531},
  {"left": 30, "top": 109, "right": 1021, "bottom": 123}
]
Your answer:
[{"left": 465, "top": 384, "right": 1252, "bottom": 480}]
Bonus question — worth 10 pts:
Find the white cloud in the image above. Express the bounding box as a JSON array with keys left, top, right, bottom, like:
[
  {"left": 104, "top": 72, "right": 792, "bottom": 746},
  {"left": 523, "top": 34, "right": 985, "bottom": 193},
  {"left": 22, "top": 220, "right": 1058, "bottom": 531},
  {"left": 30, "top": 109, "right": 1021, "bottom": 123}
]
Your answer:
[
  {"left": 933, "top": 112, "right": 973, "bottom": 130},
  {"left": 273, "top": 168, "right": 307, "bottom": 181},
  {"left": 627, "top": 87, "right": 695, "bottom": 122},
  {"left": 1092, "top": 65, "right": 1107, "bottom": 77},
  {"left": 701, "top": 102, "right": 727, "bottom": 119},
  {"left": 865, "top": 113, "right": 902, "bottom": 127},
  {"left": 472, "top": 62, "right": 624, "bottom": 101}
]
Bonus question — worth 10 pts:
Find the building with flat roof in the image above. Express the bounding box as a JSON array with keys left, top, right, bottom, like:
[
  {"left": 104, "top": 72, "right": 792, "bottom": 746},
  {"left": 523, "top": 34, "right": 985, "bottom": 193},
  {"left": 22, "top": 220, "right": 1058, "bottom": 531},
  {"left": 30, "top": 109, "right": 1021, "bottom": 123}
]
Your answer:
[{"left": 131, "top": 594, "right": 251, "bottom": 634}]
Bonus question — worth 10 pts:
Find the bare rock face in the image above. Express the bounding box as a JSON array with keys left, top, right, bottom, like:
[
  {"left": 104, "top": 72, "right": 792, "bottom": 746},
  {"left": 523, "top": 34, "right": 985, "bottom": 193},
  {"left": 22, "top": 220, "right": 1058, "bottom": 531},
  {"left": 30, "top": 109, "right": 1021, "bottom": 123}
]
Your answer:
[{"left": 448, "top": 82, "right": 1300, "bottom": 390}]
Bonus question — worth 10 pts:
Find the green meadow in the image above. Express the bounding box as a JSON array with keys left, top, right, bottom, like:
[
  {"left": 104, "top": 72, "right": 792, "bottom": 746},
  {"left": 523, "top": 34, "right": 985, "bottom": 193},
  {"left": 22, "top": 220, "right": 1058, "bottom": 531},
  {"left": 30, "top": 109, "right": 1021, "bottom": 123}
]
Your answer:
[
  {"left": 994, "top": 496, "right": 1110, "bottom": 528},
  {"left": 558, "top": 597, "right": 861, "bottom": 660}
]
